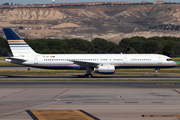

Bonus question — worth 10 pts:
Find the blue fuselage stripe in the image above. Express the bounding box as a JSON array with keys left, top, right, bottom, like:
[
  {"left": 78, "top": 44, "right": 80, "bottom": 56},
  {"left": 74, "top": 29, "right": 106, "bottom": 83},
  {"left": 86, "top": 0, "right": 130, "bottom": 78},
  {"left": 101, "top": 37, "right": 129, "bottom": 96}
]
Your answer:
[{"left": 9, "top": 43, "right": 27, "bottom": 45}]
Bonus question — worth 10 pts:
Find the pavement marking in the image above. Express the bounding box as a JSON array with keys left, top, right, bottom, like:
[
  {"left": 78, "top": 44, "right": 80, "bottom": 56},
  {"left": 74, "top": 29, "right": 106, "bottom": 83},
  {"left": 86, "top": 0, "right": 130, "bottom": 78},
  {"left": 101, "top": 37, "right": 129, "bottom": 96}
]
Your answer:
[
  {"left": 151, "top": 102, "right": 163, "bottom": 103},
  {"left": 156, "top": 83, "right": 176, "bottom": 86},
  {"left": 83, "top": 102, "right": 109, "bottom": 103},
  {"left": 66, "top": 102, "right": 72, "bottom": 104},
  {"left": 172, "top": 89, "right": 180, "bottom": 94},
  {"left": 26, "top": 110, "right": 100, "bottom": 120},
  {"left": 0, "top": 101, "right": 58, "bottom": 117},
  {"left": 124, "top": 102, "right": 139, "bottom": 103},
  {"left": 52, "top": 89, "right": 70, "bottom": 100},
  {"left": 142, "top": 114, "right": 180, "bottom": 119},
  {"left": 0, "top": 88, "right": 28, "bottom": 99},
  {"left": 26, "top": 110, "right": 38, "bottom": 120}
]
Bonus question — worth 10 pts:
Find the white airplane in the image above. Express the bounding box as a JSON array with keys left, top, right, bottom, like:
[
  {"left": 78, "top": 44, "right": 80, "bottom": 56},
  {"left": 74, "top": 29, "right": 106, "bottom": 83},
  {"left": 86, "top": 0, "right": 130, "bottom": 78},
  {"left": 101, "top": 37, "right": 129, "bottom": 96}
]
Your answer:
[{"left": 3, "top": 28, "right": 177, "bottom": 77}]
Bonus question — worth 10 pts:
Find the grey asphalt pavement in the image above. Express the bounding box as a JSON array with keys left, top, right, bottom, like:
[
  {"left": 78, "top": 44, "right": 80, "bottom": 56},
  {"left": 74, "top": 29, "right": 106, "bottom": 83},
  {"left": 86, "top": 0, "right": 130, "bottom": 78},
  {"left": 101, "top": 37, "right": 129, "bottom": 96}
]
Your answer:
[{"left": 0, "top": 81, "right": 180, "bottom": 88}]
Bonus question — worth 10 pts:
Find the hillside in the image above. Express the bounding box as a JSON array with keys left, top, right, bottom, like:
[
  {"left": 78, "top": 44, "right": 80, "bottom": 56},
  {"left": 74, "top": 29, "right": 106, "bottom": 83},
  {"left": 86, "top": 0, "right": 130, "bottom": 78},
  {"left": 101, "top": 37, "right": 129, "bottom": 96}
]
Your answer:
[{"left": 0, "top": 4, "right": 180, "bottom": 43}]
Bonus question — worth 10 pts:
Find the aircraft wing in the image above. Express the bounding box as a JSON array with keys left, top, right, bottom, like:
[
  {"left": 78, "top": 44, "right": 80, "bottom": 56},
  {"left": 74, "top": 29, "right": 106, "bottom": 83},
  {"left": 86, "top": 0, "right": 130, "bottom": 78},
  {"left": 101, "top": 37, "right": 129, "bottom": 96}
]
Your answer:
[{"left": 71, "top": 60, "right": 99, "bottom": 68}]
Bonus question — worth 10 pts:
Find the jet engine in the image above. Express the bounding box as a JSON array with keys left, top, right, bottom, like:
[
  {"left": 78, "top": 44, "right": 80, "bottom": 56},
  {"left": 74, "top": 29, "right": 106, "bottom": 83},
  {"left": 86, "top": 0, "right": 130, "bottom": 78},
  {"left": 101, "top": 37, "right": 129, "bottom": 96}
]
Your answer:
[{"left": 94, "top": 64, "right": 115, "bottom": 74}]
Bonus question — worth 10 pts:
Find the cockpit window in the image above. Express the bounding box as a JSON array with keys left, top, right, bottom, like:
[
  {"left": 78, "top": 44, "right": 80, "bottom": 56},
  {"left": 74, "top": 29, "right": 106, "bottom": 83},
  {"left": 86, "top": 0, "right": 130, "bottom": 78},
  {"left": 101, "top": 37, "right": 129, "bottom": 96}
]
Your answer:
[{"left": 167, "top": 59, "right": 172, "bottom": 61}]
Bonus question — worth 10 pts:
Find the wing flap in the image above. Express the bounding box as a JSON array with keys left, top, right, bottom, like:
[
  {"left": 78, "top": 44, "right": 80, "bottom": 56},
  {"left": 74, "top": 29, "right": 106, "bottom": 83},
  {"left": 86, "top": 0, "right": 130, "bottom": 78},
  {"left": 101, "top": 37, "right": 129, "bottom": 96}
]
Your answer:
[{"left": 72, "top": 60, "right": 99, "bottom": 68}]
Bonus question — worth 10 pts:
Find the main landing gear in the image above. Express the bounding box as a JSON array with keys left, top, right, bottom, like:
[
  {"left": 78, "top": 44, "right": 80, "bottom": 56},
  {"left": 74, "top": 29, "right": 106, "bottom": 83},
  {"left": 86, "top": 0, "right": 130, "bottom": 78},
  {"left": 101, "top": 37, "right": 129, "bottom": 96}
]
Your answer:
[
  {"left": 154, "top": 68, "right": 160, "bottom": 77},
  {"left": 84, "top": 68, "right": 93, "bottom": 78}
]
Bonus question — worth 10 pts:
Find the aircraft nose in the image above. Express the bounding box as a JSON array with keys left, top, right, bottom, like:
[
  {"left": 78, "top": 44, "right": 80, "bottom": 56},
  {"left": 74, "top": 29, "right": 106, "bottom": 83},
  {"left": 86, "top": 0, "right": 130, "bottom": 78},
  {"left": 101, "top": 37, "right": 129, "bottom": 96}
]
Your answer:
[{"left": 173, "top": 61, "right": 177, "bottom": 66}]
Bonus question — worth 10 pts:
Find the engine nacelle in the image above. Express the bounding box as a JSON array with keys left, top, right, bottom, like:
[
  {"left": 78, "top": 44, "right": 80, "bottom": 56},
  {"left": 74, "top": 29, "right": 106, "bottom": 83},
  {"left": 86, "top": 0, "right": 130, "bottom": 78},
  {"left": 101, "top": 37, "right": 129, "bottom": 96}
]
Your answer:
[{"left": 94, "top": 64, "right": 115, "bottom": 74}]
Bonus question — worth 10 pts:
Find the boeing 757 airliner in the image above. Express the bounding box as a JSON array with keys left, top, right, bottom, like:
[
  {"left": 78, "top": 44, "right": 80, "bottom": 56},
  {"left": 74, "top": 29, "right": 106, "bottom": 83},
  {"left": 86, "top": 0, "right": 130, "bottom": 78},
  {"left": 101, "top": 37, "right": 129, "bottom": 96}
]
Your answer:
[{"left": 3, "top": 28, "right": 177, "bottom": 77}]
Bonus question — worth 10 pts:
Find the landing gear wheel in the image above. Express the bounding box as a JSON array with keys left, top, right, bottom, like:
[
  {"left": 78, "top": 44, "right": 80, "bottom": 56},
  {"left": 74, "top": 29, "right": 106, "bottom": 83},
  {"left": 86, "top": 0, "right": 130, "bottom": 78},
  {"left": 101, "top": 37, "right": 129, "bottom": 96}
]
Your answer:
[
  {"left": 84, "top": 74, "right": 88, "bottom": 78},
  {"left": 84, "top": 74, "right": 93, "bottom": 78},
  {"left": 84, "top": 68, "right": 93, "bottom": 78},
  {"left": 88, "top": 74, "right": 92, "bottom": 78},
  {"left": 154, "top": 74, "right": 157, "bottom": 78}
]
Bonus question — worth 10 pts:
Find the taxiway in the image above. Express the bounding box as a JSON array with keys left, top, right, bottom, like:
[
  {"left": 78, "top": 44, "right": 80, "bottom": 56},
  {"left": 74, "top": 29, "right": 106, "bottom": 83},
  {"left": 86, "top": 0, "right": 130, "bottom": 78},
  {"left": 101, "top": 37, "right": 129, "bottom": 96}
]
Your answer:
[
  {"left": 1, "top": 81, "right": 180, "bottom": 120},
  {"left": 0, "top": 75, "right": 180, "bottom": 80}
]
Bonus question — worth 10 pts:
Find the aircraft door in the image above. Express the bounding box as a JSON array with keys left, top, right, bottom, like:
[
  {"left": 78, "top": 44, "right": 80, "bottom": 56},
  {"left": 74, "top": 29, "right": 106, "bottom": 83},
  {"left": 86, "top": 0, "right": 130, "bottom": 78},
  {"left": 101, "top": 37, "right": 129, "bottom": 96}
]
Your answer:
[
  {"left": 34, "top": 56, "right": 38, "bottom": 64},
  {"left": 123, "top": 56, "right": 128, "bottom": 64},
  {"left": 158, "top": 56, "right": 162, "bottom": 64}
]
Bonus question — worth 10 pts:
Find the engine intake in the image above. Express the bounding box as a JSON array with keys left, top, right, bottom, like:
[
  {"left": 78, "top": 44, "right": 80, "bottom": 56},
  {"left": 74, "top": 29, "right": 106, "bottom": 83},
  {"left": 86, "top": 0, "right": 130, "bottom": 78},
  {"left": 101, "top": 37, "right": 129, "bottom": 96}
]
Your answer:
[{"left": 94, "top": 64, "right": 115, "bottom": 74}]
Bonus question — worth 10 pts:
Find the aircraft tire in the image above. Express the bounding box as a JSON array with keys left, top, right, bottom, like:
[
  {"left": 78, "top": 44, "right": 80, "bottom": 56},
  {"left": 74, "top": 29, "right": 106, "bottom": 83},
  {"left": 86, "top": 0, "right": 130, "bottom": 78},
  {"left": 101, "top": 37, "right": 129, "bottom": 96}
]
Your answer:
[
  {"left": 84, "top": 74, "right": 88, "bottom": 78},
  {"left": 84, "top": 74, "right": 92, "bottom": 78},
  {"left": 88, "top": 74, "right": 92, "bottom": 78}
]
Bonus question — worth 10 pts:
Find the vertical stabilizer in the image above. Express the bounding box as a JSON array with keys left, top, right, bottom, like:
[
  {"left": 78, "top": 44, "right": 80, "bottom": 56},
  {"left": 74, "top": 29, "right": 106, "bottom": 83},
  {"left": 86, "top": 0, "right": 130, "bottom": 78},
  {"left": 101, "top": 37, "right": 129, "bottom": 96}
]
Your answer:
[{"left": 3, "top": 28, "right": 37, "bottom": 57}]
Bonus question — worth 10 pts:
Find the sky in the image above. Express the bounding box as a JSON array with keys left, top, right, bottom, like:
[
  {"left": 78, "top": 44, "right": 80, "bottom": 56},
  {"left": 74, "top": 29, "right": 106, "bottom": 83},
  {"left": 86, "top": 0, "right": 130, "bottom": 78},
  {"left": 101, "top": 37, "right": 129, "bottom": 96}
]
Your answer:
[{"left": 2, "top": 0, "right": 180, "bottom": 5}]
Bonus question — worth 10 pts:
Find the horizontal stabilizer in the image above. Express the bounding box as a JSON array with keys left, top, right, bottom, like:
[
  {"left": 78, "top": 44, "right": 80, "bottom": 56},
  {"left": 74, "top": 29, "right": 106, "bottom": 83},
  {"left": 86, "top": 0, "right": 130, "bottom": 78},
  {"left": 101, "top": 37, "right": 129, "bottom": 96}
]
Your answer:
[{"left": 5, "top": 57, "right": 27, "bottom": 63}]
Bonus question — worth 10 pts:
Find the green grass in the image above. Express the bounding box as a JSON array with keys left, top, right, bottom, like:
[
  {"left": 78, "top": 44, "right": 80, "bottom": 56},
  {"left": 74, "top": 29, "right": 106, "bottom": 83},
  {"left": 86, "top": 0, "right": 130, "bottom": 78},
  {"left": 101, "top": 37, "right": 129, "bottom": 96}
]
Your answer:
[
  {"left": 0, "top": 70, "right": 58, "bottom": 76},
  {"left": 116, "top": 69, "right": 180, "bottom": 73},
  {"left": 1, "top": 79, "right": 180, "bottom": 82},
  {"left": 0, "top": 62, "right": 18, "bottom": 66},
  {"left": 172, "top": 57, "right": 180, "bottom": 61},
  {"left": 0, "top": 57, "right": 4, "bottom": 60},
  {"left": 0, "top": 69, "right": 179, "bottom": 76}
]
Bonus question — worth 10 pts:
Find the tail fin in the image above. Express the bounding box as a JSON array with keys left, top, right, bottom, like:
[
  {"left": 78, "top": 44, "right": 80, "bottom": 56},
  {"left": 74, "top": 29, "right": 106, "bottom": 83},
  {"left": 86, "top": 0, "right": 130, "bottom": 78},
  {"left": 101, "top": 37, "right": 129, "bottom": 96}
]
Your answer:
[{"left": 3, "top": 28, "right": 37, "bottom": 57}]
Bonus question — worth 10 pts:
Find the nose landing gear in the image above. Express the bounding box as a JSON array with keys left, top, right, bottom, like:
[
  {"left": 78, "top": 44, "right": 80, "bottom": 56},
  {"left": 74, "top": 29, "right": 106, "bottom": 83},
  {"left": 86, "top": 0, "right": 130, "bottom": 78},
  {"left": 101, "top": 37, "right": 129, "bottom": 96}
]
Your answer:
[{"left": 154, "top": 68, "right": 160, "bottom": 77}]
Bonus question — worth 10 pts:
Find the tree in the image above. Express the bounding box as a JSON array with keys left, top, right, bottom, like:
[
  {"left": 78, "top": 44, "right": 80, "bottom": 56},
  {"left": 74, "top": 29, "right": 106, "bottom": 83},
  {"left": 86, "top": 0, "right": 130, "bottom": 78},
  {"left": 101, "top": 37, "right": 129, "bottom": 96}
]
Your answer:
[
  {"left": 155, "top": 43, "right": 164, "bottom": 54},
  {"left": 59, "top": 49, "right": 66, "bottom": 54},
  {"left": 1, "top": 36, "right": 180, "bottom": 56},
  {"left": 130, "top": 40, "right": 144, "bottom": 53},
  {"left": 118, "top": 38, "right": 131, "bottom": 53},
  {"left": 142, "top": 40, "right": 158, "bottom": 53},
  {"left": 58, "top": 40, "right": 68, "bottom": 51},
  {"left": 106, "top": 41, "right": 118, "bottom": 53},
  {"left": 26, "top": 39, "right": 48, "bottom": 50},
  {"left": 35, "top": 49, "right": 42, "bottom": 54},
  {"left": 171, "top": 42, "right": 180, "bottom": 57},
  {"left": 3, "top": 2, "right": 9, "bottom": 5},
  {"left": 163, "top": 41, "right": 176, "bottom": 56},
  {"left": 0, "top": 37, "right": 11, "bottom": 56},
  {"left": 51, "top": 49, "right": 58, "bottom": 54},
  {"left": 42, "top": 49, "right": 50, "bottom": 54},
  {"left": 68, "top": 48, "right": 77, "bottom": 54},
  {"left": 47, "top": 39, "right": 59, "bottom": 50},
  {"left": 92, "top": 38, "right": 109, "bottom": 53},
  {"left": 127, "top": 47, "right": 137, "bottom": 53}
]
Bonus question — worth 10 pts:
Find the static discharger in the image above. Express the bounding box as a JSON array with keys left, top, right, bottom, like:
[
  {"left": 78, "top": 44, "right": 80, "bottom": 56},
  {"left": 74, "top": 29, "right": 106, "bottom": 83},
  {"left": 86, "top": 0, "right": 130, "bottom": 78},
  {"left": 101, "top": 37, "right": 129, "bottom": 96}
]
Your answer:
[{"left": 26, "top": 110, "right": 100, "bottom": 120}]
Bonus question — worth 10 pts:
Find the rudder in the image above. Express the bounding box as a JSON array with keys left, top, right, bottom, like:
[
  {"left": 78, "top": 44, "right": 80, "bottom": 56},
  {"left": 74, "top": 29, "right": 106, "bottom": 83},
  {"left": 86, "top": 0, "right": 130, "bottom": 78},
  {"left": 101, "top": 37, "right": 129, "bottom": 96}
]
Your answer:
[{"left": 3, "top": 28, "right": 37, "bottom": 57}]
